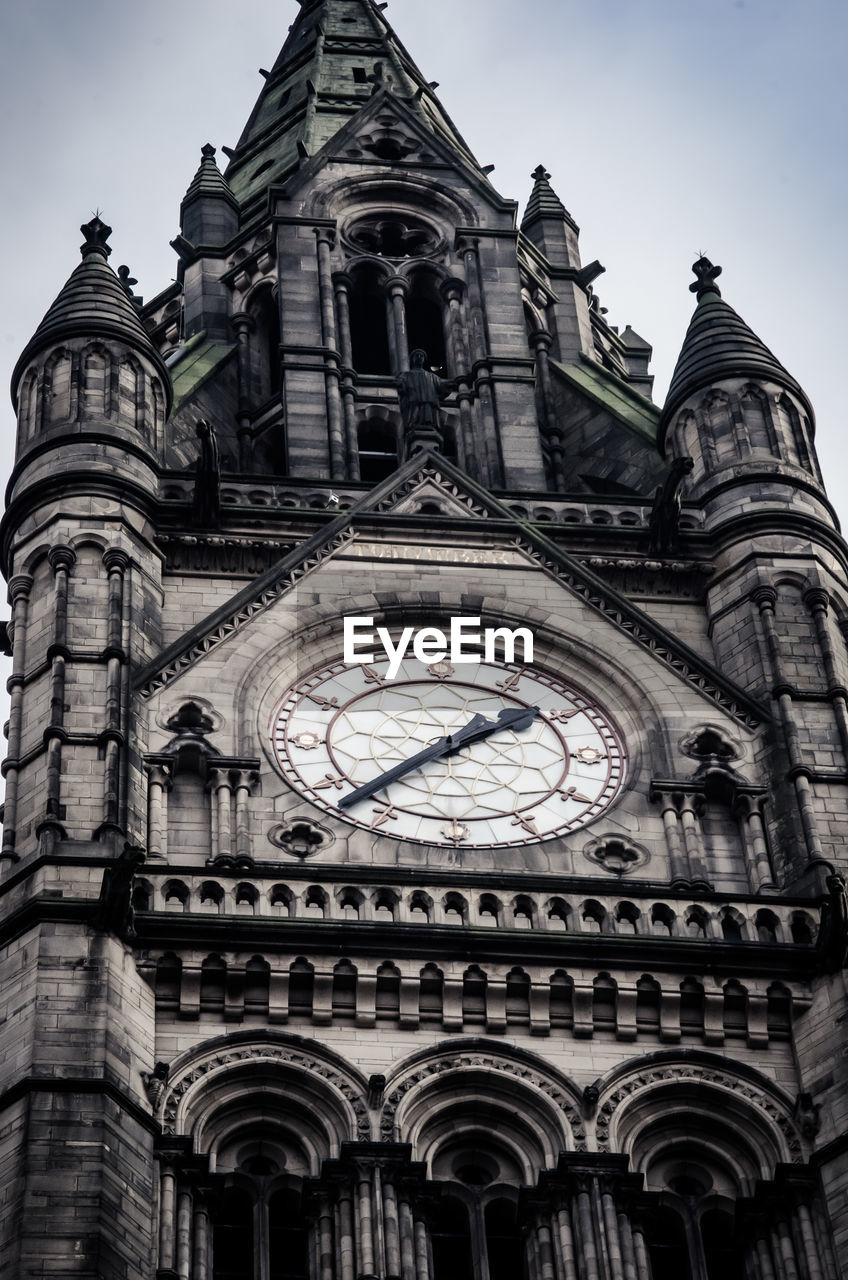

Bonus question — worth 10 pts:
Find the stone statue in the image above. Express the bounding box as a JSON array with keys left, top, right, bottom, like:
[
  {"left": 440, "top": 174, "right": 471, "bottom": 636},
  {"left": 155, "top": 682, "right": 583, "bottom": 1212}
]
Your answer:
[
  {"left": 193, "top": 419, "right": 221, "bottom": 528},
  {"left": 648, "top": 456, "right": 694, "bottom": 555},
  {"left": 396, "top": 349, "right": 453, "bottom": 456}
]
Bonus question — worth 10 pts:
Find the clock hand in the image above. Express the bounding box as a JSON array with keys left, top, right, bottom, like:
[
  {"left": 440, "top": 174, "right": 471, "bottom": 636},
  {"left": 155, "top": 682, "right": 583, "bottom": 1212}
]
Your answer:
[{"left": 338, "top": 705, "right": 540, "bottom": 810}]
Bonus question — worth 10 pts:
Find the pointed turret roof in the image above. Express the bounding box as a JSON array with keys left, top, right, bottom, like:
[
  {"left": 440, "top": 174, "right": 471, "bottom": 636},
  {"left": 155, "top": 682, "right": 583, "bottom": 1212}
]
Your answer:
[
  {"left": 662, "top": 256, "right": 809, "bottom": 429},
  {"left": 181, "top": 143, "right": 237, "bottom": 211},
  {"left": 521, "top": 165, "right": 577, "bottom": 231},
  {"left": 12, "top": 217, "right": 171, "bottom": 407},
  {"left": 222, "top": 0, "right": 483, "bottom": 209}
]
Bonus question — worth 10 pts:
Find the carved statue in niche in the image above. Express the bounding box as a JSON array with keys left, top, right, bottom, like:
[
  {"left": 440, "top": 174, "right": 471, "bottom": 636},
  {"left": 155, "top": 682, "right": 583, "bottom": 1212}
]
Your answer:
[{"left": 396, "top": 349, "right": 454, "bottom": 457}]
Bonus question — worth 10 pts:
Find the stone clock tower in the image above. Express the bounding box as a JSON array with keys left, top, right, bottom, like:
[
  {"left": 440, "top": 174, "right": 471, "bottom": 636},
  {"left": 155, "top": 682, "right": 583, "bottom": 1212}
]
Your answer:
[{"left": 1, "top": 2, "right": 846, "bottom": 1278}]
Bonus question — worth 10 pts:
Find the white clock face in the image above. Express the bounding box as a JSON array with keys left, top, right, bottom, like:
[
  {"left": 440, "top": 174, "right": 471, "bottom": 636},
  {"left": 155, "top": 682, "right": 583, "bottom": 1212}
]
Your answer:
[{"left": 271, "top": 656, "right": 626, "bottom": 847}]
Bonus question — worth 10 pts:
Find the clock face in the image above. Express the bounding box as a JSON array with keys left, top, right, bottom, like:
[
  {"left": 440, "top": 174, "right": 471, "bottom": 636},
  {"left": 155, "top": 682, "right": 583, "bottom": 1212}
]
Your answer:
[{"left": 271, "top": 656, "right": 626, "bottom": 847}]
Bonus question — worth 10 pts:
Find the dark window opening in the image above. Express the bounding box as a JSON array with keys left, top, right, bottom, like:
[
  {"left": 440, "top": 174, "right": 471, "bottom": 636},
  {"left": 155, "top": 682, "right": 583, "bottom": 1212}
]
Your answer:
[
  {"left": 268, "top": 1189, "right": 309, "bottom": 1280},
  {"left": 406, "top": 282, "right": 446, "bottom": 371},
  {"left": 349, "top": 271, "right": 391, "bottom": 374},
  {"left": 646, "top": 1207, "right": 692, "bottom": 1280},
  {"left": 701, "top": 1209, "right": 745, "bottom": 1280},
  {"left": 213, "top": 1188, "right": 254, "bottom": 1280},
  {"left": 431, "top": 1196, "right": 473, "bottom": 1280},
  {"left": 250, "top": 287, "right": 282, "bottom": 402},
  {"left": 358, "top": 418, "right": 397, "bottom": 482},
  {"left": 485, "top": 1198, "right": 524, "bottom": 1280},
  {"left": 352, "top": 67, "right": 368, "bottom": 83}
]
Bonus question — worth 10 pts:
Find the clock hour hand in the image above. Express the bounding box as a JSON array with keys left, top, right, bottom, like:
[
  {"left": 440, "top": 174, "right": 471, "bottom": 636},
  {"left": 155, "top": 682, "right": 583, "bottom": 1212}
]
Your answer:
[{"left": 338, "top": 704, "right": 539, "bottom": 810}]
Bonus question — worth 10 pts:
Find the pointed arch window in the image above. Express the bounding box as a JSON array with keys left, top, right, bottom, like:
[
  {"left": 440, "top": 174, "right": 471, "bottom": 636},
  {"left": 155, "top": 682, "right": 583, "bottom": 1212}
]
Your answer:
[
  {"left": 349, "top": 265, "right": 392, "bottom": 374},
  {"left": 248, "top": 285, "right": 282, "bottom": 403}
]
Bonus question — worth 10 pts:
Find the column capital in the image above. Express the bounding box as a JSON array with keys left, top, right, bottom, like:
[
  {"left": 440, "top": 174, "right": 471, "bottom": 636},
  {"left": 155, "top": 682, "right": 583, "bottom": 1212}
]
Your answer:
[
  {"left": 47, "top": 544, "right": 76, "bottom": 573},
  {"left": 103, "top": 547, "right": 131, "bottom": 573},
  {"left": 803, "top": 586, "right": 830, "bottom": 613},
  {"left": 750, "top": 584, "right": 777, "bottom": 609},
  {"left": 8, "top": 573, "right": 33, "bottom": 603}
]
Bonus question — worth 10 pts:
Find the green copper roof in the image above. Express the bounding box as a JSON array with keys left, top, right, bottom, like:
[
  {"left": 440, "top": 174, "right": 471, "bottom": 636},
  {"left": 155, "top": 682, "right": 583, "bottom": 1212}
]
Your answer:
[
  {"left": 168, "top": 333, "right": 236, "bottom": 413},
  {"left": 662, "top": 257, "right": 809, "bottom": 428},
  {"left": 223, "top": 0, "right": 482, "bottom": 208},
  {"left": 12, "top": 217, "right": 172, "bottom": 407}
]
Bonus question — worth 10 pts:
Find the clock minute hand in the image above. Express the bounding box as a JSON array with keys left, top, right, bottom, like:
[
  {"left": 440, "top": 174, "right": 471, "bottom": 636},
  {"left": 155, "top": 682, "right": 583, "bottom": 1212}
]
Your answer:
[{"left": 338, "top": 706, "right": 539, "bottom": 810}]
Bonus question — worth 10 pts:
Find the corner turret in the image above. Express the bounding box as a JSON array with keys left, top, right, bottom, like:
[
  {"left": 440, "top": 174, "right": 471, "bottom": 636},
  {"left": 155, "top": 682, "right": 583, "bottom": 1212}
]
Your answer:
[{"left": 660, "top": 256, "right": 832, "bottom": 528}]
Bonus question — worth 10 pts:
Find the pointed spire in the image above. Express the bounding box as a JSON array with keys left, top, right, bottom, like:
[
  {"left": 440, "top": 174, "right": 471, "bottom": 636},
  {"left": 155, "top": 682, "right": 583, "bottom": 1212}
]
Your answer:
[
  {"left": 522, "top": 165, "right": 577, "bottom": 231},
  {"left": 223, "top": 0, "right": 483, "bottom": 209},
  {"left": 662, "top": 256, "right": 809, "bottom": 426},
  {"left": 182, "top": 144, "right": 237, "bottom": 209},
  {"left": 180, "top": 144, "right": 238, "bottom": 244},
  {"left": 520, "top": 166, "right": 581, "bottom": 269},
  {"left": 12, "top": 217, "right": 171, "bottom": 408}
]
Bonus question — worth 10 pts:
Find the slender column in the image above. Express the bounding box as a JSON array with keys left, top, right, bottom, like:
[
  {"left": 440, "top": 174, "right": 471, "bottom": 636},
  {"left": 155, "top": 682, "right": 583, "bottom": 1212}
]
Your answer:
[
  {"left": 233, "top": 769, "right": 255, "bottom": 862},
  {"left": 192, "top": 1197, "right": 209, "bottom": 1280},
  {"left": 176, "top": 1187, "right": 193, "bottom": 1278},
  {"left": 146, "top": 764, "right": 172, "bottom": 860},
  {"left": 383, "top": 1176, "right": 401, "bottom": 1279},
  {"left": 333, "top": 271, "right": 360, "bottom": 478},
  {"left": 159, "top": 1165, "right": 177, "bottom": 1273},
  {"left": 755, "top": 1235, "right": 777, "bottom": 1280},
  {"left": 794, "top": 1201, "right": 824, "bottom": 1280},
  {"left": 101, "top": 549, "right": 129, "bottom": 834},
  {"left": 357, "top": 1168, "right": 376, "bottom": 1278},
  {"left": 209, "top": 768, "right": 233, "bottom": 861},
  {"left": 315, "top": 228, "right": 346, "bottom": 479},
  {"left": 1, "top": 573, "right": 33, "bottom": 861},
  {"left": 386, "top": 277, "right": 410, "bottom": 373},
  {"left": 806, "top": 590, "right": 848, "bottom": 760},
  {"left": 41, "top": 546, "right": 76, "bottom": 834},
  {"left": 735, "top": 793, "right": 776, "bottom": 892},
  {"left": 536, "top": 1218, "right": 557, "bottom": 1280},
  {"left": 231, "top": 311, "right": 255, "bottom": 470},
  {"left": 630, "top": 1223, "right": 652, "bottom": 1280},
  {"left": 753, "top": 586, "right": 826, "bottom": 868},
  {"left": 617, "top": 1209, "right": 638, "bottom": 1280},
  {"left": 530, "top": 329, "right": 565, "bottom": 491},
  {"left": 398, "top": 1199, "right": 416, "bottom": 1280},
  {"left": 338, "top": 1189, "right": 356, "bottom": 1280},
  {"left": 457, "top": 234, "right": 501, "bottom": 484},
  {"left": 653, "top": 792, "right": 690, "bottom": 884},
  {"left": 318, "top": 1193, "right": 335, "bottom": 1280},
  {"left": 678, "top": 794, "right": 709, "bottom": 884},
  {"left": 413, "top": 1216, "right": 430, "bottom": 1280},
  {"left": 441, "top": 278, "right": 475, "bottom": 473},
  {"left": 575, "top": 1187, "right": 601, "bottom": 1280},
  {"left": 555, "top": 1204, "right": 579, "bottom": 1280},
  {"left": 773, "top": 1218, "right": 800, "bottom": 1280}
]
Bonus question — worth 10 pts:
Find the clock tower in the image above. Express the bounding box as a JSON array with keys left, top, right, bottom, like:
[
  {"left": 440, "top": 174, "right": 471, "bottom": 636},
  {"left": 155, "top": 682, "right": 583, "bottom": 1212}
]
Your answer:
[{"left": 1, "top": 2, "right": 847, "bottom": 1278}]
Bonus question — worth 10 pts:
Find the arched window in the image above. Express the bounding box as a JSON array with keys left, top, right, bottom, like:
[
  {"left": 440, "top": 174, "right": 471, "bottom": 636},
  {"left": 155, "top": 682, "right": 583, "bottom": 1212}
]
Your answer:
[
  {"left": 484, "top": 1199, "right": 524, "bottom": 1280},
  {"left": 249, "top": 285, "right": 281, "bottom": 403},
  {"left": 645, "top": 1206, "right": 692, "bottom": 1280},
  {"left": 349, "top": 266, "right": 391, "bottom": 374},
  {"left": 407, "top": 271, "right": 447, "bottom": 371}
]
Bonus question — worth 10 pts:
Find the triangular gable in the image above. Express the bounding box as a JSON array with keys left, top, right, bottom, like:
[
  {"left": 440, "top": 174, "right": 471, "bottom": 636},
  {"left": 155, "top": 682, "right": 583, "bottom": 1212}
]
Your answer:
[
  {"left": 134, "top": 449, "right": 769, "bottom": 729},
  {"left": 275, "top": 89, "right": 510, "bottom": 216}
]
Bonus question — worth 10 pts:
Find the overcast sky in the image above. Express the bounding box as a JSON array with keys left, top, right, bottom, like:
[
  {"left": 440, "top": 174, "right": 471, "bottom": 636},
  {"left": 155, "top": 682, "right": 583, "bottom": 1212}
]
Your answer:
[{"left": 1, "top": 0, "right": 846, "bottom": 516}]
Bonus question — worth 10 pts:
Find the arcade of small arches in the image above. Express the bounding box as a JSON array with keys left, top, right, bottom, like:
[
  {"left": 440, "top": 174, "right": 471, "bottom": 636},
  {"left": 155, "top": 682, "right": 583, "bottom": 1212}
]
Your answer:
[{"left": 150, "top": 1037, "right": 834, "bottom": 1280}]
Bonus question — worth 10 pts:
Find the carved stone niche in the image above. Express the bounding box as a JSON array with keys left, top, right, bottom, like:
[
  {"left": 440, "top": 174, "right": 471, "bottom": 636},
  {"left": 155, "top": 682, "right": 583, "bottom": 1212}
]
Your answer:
[
  {"left": 268, "top": 817, "right": 335, "bottom": 859},
  {"left": 583, "top": 834, "right": 649, "bottom": 877}
]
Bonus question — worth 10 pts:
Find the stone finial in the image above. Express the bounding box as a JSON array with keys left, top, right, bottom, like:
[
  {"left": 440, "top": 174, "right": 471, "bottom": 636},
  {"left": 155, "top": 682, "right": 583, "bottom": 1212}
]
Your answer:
[
  {"left": 117, "top": 265, "right": 138, "bottom": 298},
  {"left": 368, "top": 61, "right": 394, "bottom": 94},
  {"left": 80, "top": 214, "right": 112, "bottom": 259},
  {"left": 531, "top": 164, "right": 551, "bottom": 183},
  {"left": 201, "top": 142, "right": 216, "bottom": 159},
  {"left": 690, "top": 255, "right": 722, "bottom": 299}
]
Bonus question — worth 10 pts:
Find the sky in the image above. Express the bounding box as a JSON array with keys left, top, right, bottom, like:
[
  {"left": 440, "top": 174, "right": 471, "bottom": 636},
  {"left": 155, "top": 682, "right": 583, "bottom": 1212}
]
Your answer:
[{"left": 0, "top": 0, "right": 846, "bottom": 514}]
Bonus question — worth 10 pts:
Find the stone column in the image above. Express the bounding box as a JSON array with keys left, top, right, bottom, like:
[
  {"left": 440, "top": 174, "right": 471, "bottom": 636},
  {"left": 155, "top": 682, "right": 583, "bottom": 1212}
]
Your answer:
[
  {"left": 753, "top": 586, "right": 827, "bottom": 876},
  {"left": 1, "top": 572, "right": 33, "bottom": 862},
  {"left": 208, "top": 768, "right": 233, "bottom": 862},
  {"left": 652, "top": 788, "right": 691, "bottom": 884},
  {"left": 233, "top": 769, "right": 257, "bottom": 862},
  {"left": 146, "top": 763, "right": 172, "bottom": 860},
  {"left": 100, "top": 548, "right": 130, "bottom": 835},
  {"left": 734, "top": 792, "right": 776, "bottom": 892},
  {"left": 386, "top": 276, "right": 410, "bottom": 374},
  {"left": 440, "top": 277, "right": 474, "bottom": 473},
  {"left": 40, "top": 546, "right": 76, "bottom": 838},
  {"left": 231, "top": 310, "right": 255, "bottom": 470},
  {"left": 333, "top": 271, "right": 360, "bottom": 478},
  {"left": 530, "top": 328, "right": 565, "bottom": 491},
  {"left": 806, "top": 589, "right": 848, "bottom": 762},
  {"left": 315, "top": 228, "right": 346, "bottom": 479}
]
